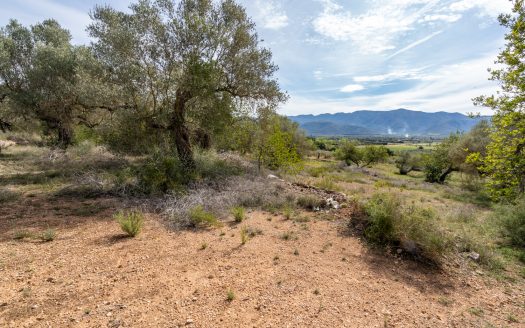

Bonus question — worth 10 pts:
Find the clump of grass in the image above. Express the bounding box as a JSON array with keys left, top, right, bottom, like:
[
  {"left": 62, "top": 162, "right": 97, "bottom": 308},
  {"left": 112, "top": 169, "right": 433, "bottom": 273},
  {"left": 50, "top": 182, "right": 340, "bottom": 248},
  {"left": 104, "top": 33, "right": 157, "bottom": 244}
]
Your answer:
[
  {"left": 40, "top": 228, "right": 56, "bottom": 242},
  {"left": 0, "top": 189, "right": 21, "bottom": 203},
  {"left": 226, "top": 290, "right": 235, "bottom": 302},
  {"left": 115, "top": 210, "right": 144, "bottom": 237},
  {"left": 468, "top": 307, "right": 484, "bottom": 317},
  {"left": 507, "top": 314, "right": 519, "bottom": 323},
  {"left": 189, "top": 205, "right": 221, "bottom": 228},
  {"left": 315, "top": 176, "right": 337, "bottom": 191},
  {"left": 13, "top": 230, "right": 33, "bottom": 240},
  {"left": 283, "top": 206, "right": 294, "bottom": 220},
  {"left": 297, "top": 195, "right": 326, "bottom": 211},
  {"left": 280, "top": 231, "right": 297, "bottom": 241},
  {"left": 200, "top": 242, "right": 208, "bottom": 250},
  {"left": 231, "top": 206, "right": 246, "bottom": 223},
  {"left": 240, "top": 226, "right": 249, "bottom": 245}
]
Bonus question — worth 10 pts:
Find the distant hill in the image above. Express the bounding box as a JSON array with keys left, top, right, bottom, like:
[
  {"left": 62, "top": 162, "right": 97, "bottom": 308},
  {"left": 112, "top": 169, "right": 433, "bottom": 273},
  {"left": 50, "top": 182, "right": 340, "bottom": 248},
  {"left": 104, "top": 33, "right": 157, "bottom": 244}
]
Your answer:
[{"left": 289, "top": 109, "right": 488, "bottom": 137}]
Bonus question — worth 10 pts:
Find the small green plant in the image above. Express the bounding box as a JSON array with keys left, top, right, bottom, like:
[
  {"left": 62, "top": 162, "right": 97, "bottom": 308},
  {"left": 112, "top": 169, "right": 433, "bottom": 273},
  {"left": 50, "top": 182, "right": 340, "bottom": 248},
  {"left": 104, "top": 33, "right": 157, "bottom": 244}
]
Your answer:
[
  {"left": 437, "top": 297, "right": 453, "bottom": 306},
  {"left": 283, "top": 206, "right": 294, "bottom": 220},
  {"left": 226, "top": 290, "right": 235, "bottom": 302},
  {"left": 280, "top": 231, "right": 294, "bottom": 240},
  {"left": 240, "top": 226, "right": 249, "bottom": 245},
  {"left": 189, "top": 205, "right": 221, "bottom": 228},
  {"left": 40, "top": 228, "right": 56, "bottom": 242},
  {"left": 115, "top": 210, "right": 144, "bottom": 237},
  {"left": 231, "top": 206, "right": 246, "bottom": 223},
  {"left": 13, "top": 230, "right": 33, "bottom": 240},
  {"left": 468, "top": 307, "right": 484, "bottom": 317},
  {"left": 507, "top": 314, "right": 519, "bottom": 323},
  {"left": 200, "top": 242, "right": 208, "bottom": 250}
]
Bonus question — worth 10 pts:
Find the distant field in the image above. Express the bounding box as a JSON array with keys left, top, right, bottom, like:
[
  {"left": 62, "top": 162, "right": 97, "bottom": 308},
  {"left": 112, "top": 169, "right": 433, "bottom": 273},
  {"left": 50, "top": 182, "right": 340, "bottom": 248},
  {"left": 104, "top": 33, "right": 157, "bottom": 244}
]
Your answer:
[{"left": 385, "top": 142, "right": 437, "bottom": 152}]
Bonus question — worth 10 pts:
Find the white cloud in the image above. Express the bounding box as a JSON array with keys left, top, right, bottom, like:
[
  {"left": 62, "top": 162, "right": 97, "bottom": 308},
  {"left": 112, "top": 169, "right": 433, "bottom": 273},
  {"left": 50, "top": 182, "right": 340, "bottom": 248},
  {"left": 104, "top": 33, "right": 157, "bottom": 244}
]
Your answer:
[
  {"left": 255, "top": 0, "right": 288, "bottom": 30},
  {"left": 420, "top": 14, "right": 462, "bottom": 23},
  {"left": 311, "top": 0, "right": 511, "bottom": 56},
  {"left": 340, "top": 84, "right": 365, "bottom": 93},
  {"left": 353, "top": 67, "right": 432, "bottom": 82},
  {"left": 312, "top": 0, "right": 444, "bottom": 54},
  {"left": 449, "top": 0, "right": 512, "bottom": 18},
  {"left": 387, "top": 30, "right": 443, "bottom": 59}
]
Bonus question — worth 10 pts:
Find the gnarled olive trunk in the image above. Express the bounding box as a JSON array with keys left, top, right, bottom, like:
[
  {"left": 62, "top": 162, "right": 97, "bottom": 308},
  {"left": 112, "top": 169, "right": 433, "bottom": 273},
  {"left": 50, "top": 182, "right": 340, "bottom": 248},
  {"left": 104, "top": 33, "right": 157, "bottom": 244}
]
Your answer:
[
  {"left": 172, "top": 89, "right": 196, "bottom": 172},
  {"left": 57, "top": 122, "right": 73, "bottom": 149},
  {"left": 438, "top": 166, "right": 454, "bottom": 184}
]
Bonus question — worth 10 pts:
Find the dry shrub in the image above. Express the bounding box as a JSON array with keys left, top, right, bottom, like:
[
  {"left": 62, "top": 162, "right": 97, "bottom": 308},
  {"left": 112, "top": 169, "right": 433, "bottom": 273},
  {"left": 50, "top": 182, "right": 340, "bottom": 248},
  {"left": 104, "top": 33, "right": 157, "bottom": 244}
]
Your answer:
[{"left": 163, "top": 175, "right": 293, "bottom": 229}]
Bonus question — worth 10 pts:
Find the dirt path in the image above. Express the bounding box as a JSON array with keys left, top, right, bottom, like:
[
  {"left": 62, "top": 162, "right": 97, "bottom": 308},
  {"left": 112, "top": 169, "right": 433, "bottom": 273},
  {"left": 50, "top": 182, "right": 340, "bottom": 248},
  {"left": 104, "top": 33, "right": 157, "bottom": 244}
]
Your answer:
[{"left": 0, "top": 196, "right": 524, "bottom": 327}]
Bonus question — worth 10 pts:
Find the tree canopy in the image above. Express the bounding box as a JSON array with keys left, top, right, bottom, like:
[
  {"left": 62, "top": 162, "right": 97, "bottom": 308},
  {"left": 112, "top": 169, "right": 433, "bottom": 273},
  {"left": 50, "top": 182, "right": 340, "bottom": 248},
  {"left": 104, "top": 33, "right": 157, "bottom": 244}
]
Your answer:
[
  {"left": 0, "top": 19, "right": 112, "bottom": 147},
  {"left": 474, "top": 0, "right": 525, "bottom": 200},
  {"left": 88, "top": 0, "right": 287, "bottom": 170}
]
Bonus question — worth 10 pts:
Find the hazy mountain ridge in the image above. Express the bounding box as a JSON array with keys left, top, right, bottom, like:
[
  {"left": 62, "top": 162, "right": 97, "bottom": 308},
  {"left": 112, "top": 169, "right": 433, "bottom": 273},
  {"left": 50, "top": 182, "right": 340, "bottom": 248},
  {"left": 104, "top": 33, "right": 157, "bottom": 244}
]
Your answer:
[{"left": 289, "top": 109, "right": 488, "bottom": 136}]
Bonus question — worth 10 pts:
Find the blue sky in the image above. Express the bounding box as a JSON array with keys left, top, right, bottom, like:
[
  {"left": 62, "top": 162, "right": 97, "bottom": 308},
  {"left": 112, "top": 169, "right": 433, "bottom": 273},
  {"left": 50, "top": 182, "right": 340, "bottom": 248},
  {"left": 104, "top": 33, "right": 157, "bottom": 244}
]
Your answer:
[{"left": 0, "top": 0, "right": 512, "bottom": 115}]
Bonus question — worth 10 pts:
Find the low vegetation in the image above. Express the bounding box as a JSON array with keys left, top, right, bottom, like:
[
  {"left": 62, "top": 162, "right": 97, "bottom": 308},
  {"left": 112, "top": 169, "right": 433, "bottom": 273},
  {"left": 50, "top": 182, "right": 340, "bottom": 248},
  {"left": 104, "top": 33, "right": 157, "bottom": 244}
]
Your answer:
[{"left": 115, "top": 210, "right": 144, "bottom": 237}]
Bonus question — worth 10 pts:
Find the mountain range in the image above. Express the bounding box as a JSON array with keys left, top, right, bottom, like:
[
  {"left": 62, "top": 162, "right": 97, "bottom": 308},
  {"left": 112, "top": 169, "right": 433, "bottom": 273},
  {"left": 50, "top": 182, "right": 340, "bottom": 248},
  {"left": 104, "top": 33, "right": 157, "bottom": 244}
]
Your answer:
[{"left": 288, "top": 109, "right": 488, "bottom": 137}]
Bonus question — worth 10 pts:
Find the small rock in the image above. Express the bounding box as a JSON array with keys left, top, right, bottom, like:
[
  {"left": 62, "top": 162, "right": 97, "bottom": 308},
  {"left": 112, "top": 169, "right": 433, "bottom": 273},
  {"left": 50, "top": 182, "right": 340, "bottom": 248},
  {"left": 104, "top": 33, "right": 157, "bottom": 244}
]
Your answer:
[
  {"left": 396, "top": 248, "right": 403, "bottom": 254},
  {"left": 31, "top": 304, "right": 38, "bottom": 310},
  {"left": 468, "top": 252, "right": 480, "bottom": 261},
  {"left": 106, "top": 312, "right": 113, "bottom": 317},
  {"left": 186, "top": 318, "right": 194, "bottom": 325}
]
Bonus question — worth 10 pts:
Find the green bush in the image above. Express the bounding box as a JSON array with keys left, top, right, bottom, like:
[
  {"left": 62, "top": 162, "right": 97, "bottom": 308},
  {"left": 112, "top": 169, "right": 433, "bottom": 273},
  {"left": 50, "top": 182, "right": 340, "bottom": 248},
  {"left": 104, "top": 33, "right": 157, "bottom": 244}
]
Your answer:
[
  {"left": 136, "top": 153, "right": 186, "bottom": 194},
  {"left": 496, "top": 197, "right": 525, "bottom": 248},
  {"left": 231, "top": 206, "right": 246, "bottom": 223},
  {"left": 363, "top": 193, "right": 451, "bottom": 262},
  {"left": 364, "top": 193, "right": 399, "bottom": 244},
  {"left": 40, "top": 228, "right": 57, "bottom": 242},
  {"left": 115, "top": 210, "right": 144, "bottom": 237},
  {"left": 189, "top": 205, "right": 221, "bottom": 228}
]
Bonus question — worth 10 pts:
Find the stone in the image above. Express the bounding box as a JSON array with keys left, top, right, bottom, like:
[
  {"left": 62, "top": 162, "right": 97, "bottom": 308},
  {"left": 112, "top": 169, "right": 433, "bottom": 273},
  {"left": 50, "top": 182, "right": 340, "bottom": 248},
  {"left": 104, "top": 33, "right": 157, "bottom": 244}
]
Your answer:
[{"left": 468, "top": 252, "right": 480, "bottom": 261}]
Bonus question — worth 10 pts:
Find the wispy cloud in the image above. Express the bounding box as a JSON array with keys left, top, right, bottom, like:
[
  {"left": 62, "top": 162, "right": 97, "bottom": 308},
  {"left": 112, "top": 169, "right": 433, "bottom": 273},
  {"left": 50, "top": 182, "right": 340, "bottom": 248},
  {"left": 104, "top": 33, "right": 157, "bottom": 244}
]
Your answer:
[{"left": 387, "top": 30, "right": 443, "bottom": 59}]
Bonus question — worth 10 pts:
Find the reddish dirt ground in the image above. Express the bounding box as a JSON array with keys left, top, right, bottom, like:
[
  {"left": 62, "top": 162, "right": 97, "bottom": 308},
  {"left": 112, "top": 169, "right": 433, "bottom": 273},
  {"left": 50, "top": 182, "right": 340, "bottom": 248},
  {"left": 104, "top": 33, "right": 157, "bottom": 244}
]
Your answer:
[{"left": 1, "top": 195, "right": 524, "bottom": 327}]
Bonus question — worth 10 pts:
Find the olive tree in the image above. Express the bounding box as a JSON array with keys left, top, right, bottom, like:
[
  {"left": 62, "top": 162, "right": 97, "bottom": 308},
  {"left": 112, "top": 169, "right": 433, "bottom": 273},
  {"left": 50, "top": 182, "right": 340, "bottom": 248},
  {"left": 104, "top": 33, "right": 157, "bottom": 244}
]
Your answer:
[
  {"left": 0, "top": 19, "right": 112, "bottom": 147},
  {"left": 335, "top": 140, "right": 388, "bottom": 168},
  {"left": 88, "top": 0, "right": 286, "bottom": 171}
]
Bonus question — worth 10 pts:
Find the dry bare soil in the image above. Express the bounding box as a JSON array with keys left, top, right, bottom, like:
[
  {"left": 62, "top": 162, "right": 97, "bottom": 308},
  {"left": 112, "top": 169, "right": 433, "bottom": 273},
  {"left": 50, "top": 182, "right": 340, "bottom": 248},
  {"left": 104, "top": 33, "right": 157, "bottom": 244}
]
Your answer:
[{"left": 1, "top": 193, "right": 524, "bottom": 327}]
